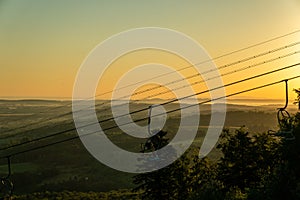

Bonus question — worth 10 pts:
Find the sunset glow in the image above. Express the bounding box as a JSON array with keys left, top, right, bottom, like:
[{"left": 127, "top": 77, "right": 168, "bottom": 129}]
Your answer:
[{"left": 1, "top": 0, "right": 300, "bottom": 100}]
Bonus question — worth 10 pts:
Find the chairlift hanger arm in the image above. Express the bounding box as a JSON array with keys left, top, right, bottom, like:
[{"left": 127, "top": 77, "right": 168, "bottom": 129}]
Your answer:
[
  {"left": 2, "top": 156, "right": 12, "bottom": 179},
  {"left": 279, "top": 79, "right": 289, "bottom": 110},
  {"left": 6, "top": 156, "right": 11, "bottom": 179}
]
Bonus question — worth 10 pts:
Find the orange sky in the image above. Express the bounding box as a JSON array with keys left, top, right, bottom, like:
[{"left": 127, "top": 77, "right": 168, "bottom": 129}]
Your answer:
[{"left": 0, "top": 0, "right": 300, "bottom": 100}]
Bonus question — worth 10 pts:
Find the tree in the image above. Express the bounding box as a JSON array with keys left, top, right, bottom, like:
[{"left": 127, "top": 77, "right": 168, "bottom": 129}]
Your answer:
[
  {"left": 216, "top": 127, "right": 282, "bottom": 194},
  {"left": 188, "top": 156, "right": 224, "bottom": 200},
  {"left": 133, "top": 132, "right": 189, "bottom": 199},
  {"left": 133, "top": 89, "right": 300, "bottom": 199},
  {"left": 247, "top": 88, "right": 300, "bottom": 200},
  {"left": 263, "top": 109, "right": 300, "bottom": 200}
]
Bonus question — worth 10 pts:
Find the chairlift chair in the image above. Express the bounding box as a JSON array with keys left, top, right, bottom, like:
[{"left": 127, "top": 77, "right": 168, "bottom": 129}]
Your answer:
[
  {"left": 269, "top": 80, "right": 295, "bottom": 141},
  {"left": 140, "top": 105, "right": 167, "bottom": 160}
]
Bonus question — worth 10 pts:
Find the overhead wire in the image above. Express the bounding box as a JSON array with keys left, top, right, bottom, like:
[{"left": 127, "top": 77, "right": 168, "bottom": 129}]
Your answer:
[
  {"left": 1, "top": 62, "right": 299, "bottom": 152},
  {"left": 1, "top": 30, "right": 299, "bottom": 136},
  {"left": 147, "top": 50, "right": 300, "bottom": 98},
  {"left": 31, "top": 50, "right": 300, "bottom": 125},
  {"left": 2, "top": 73, "right": 300, "bottom": 158},
  {"left": 1, "top": 40, "right": 299, "bottom": 139}
]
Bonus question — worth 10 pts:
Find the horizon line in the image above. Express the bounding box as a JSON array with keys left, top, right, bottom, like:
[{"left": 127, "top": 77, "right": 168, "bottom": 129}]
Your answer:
[{"left": 0, "top": 96, "right": 293, "bottom": 102}]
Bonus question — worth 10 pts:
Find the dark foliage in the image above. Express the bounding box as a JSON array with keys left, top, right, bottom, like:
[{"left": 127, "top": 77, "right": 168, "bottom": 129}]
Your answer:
[{"left": 133, "top": 90, "right": 300, "bottom": 199}]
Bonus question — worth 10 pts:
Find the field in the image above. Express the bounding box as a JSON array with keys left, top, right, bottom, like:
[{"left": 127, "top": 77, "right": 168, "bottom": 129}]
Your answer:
[{"left": 0, "top": 99, "right": 295, "bottom": 195}]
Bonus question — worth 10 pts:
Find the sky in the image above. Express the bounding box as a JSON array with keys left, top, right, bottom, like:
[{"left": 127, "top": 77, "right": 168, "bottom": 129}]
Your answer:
[{"left": 1, "top": 0, "right": 300, "bottom": 101}]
